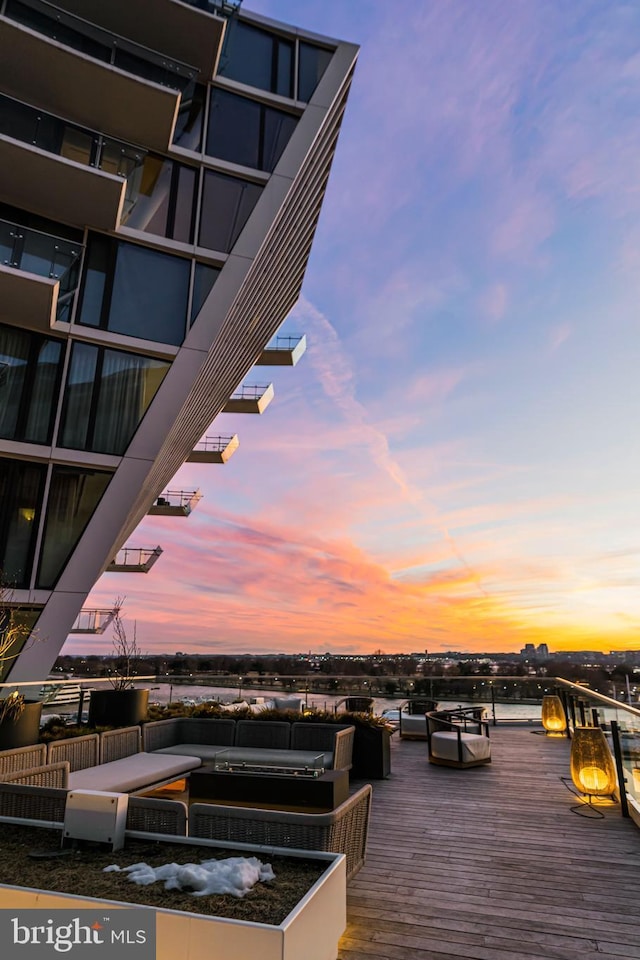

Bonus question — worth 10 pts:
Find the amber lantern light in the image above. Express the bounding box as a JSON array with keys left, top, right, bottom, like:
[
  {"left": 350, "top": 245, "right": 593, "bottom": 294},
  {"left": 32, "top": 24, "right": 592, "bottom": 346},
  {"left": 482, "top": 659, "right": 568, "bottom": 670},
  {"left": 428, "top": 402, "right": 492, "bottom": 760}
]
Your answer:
[
  {"left": 541, "top": 695, "right": 567, "bottom": 735},
  {"left": 570, "top": 726, "right": 617, "bottom": 798}
]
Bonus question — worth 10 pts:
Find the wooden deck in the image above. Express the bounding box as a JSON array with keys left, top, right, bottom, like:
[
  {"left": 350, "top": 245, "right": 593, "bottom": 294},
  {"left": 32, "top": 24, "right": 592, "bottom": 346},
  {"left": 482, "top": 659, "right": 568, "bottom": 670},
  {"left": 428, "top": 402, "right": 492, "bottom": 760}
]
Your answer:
[{"left": 340, "top": 725, "right": 640, "bottom": 960}]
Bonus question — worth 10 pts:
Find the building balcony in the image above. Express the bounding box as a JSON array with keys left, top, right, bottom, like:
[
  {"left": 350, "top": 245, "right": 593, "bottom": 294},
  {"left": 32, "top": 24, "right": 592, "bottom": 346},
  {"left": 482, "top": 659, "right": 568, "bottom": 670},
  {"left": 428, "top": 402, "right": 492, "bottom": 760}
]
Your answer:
[
  {"left": 223, "top": 383, "right": 274, "bottom": 414},
  {"left": 106, "top": 546, "right": 163, "bottom": 573},
  {"left": 0, "top": 2, "right": 193, "bottom": 152},
  {"left": 0, "top": 217, "right": 83, "bottom": 330},
  {"left": 69, "top": 607, "right": 118, "bottom": 634},
  {"left": 49, "top": 0, "right": 227, "bottom": 81},
  {"left": 0, "top": 92, "right": 146, "bottom": 230},
  {"left": 187, "top": 434, "right": 239, "bottom": 464},
  {"left": 256, "top": 334, "right": 307, "bottom": 367},
  {"left": 148, "top": 489, "right": 202, "bottom": 517}
]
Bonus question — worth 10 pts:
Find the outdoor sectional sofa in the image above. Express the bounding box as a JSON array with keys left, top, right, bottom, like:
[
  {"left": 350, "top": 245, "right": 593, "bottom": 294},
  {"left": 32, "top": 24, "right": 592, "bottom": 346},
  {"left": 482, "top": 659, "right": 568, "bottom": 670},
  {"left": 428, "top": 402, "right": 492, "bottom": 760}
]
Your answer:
[
  {"left": 142, "top": 718, "right": 355, "bottom": 772},
  {"left": 0, "top": 719, "right": 355, "bottom": 798},
  {"left": 0, "top": 720, "right": 368, "bottom": 880}
]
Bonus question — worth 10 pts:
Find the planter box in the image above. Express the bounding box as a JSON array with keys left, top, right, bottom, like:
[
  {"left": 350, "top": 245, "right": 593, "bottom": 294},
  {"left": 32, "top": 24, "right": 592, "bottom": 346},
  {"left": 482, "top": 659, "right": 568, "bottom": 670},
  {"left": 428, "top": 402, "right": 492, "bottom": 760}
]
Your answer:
[
  {"left": 88, "top": 688, "right": 149, "bottom": 727},
  {"left": 351, "top": 724, "right": 393, "bottom": 780},
  {"left": 0, "top": 701, "right": 42, "bottom": 750},
  {"left": 0, "top": 833, "right": 346, "bottom": 960}
]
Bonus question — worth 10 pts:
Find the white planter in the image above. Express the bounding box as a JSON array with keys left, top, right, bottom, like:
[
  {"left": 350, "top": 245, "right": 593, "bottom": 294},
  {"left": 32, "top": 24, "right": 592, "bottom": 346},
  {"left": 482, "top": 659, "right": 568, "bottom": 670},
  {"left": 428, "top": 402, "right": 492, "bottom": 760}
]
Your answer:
[{"left": 0, "top": 834, "right": 346, "bottom": 960}]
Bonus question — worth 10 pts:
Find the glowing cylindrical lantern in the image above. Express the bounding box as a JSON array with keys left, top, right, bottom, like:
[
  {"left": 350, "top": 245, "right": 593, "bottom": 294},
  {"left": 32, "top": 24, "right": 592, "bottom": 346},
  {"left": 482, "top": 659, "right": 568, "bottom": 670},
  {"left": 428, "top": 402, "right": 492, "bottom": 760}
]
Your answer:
[
  {"left": 541, "top": 695, "right": 567, "bottom": 734},
  {"left": 570, "top": 726, "right": 617, "bottom": 797}
]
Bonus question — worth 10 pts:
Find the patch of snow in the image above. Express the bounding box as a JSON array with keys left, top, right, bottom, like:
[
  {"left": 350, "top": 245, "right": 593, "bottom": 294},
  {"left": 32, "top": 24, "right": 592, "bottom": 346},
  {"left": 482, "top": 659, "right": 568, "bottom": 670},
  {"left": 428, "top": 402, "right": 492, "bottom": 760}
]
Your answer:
[{"left": 104, "top": 857, "right": 275, "bottom": 897}]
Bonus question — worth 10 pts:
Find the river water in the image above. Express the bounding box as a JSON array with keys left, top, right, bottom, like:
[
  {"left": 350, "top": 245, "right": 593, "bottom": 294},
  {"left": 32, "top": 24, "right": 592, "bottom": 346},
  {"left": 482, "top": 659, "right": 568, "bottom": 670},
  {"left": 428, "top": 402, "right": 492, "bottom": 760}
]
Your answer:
[
  {"left": 40, "top": 681, "right": 542, "bottom": 723},
  {"left": 146, "top": 682, "right": 542, "bottom": 722}
]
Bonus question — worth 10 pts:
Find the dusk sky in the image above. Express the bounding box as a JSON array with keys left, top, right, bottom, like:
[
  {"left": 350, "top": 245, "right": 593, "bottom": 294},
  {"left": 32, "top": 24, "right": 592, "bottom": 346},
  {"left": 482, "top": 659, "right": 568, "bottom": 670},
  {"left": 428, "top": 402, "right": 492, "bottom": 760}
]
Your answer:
[{"left": 70, "top": 0, "right": 640, "bottom": 657}]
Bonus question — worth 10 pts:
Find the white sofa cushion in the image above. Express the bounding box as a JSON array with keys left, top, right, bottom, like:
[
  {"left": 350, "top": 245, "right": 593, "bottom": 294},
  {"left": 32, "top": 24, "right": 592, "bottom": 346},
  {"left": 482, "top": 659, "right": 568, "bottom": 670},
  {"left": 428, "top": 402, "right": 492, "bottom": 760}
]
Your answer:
[
  {"left": 430, "top": 731, "right": 491, "bottom": 764},
  {"left": 154, "top": 745, "right": 332, "bottom": 769},
  {"left": 68, "top": 753, "right": 201, "bottom": 793}
]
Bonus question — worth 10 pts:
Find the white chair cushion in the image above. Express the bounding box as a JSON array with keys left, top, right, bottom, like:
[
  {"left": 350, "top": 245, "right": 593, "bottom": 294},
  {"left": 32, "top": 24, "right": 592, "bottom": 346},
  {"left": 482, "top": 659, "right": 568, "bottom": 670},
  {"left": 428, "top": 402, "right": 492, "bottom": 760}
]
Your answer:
[
  {"left": 430, "top": 731, "right": 491, "bottom": 764},
  {"left": 68, "top": 753, "right": 201, "bottom": 793}
]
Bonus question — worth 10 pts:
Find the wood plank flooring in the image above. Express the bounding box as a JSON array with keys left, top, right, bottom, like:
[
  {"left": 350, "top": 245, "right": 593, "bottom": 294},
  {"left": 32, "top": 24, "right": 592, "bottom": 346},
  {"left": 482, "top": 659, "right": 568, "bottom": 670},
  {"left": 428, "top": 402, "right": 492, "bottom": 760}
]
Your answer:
[{"left": 340, "top": 726, "right": 640, "bottom": 960}]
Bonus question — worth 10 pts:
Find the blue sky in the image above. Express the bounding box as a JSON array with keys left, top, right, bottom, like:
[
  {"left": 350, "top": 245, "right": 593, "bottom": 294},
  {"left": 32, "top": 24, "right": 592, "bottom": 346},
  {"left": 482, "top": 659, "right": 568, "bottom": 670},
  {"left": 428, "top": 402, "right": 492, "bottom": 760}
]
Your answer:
[{"left": 73, "top": 0, "right": 640, "bottom": 656}]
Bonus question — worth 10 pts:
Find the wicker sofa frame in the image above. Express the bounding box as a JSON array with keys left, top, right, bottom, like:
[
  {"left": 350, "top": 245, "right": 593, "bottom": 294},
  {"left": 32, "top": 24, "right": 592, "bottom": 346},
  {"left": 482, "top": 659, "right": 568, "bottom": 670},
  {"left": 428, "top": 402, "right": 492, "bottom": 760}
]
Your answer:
[
  {"left": 142, "top": 718, "right": 355, "bottom": 771},
  {"left": 190, "top": 783, "right": 372, "bottom": 881}
]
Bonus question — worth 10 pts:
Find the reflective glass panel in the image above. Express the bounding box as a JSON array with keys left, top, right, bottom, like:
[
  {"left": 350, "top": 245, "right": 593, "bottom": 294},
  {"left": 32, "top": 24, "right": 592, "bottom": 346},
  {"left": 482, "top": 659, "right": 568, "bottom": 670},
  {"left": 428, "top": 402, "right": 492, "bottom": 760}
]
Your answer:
[
  {"left": 60, "top": 342, "right": 97, "bottom": 451},
  {"left": 207, "top": 89, "right": 297, "bottom": 172},
  {"left": 37, "top": 465, "right": 112, "bottom": 589},
  {"left": 173, "top": 84, "right": 205, "bottom": 151},
  {"left": 207, "top": 89, "right": 261, "bottom": 168},
  {"left": 0, "top": 325, "right": 62, "bottom": 444},
  {"left": 60, "top": 343, "right": 169, "bottom": 456},
  {"left": 108, "top": 243, "right": 190, "bottom": 344},
  {"left": 190, "top": 263, "right": 221, "bottom": 324},
  {"left": 78, "top": 235, "right": 191, "bottom": 345},
  {"left": 199, "top": 170, "right": 263, "bottom": 253},
  {"left": 0, "top": 457, "right": 46, "bottom": 588},
  {"left": 221, "top": 20, "right": 274, "bottom": 91},
  {"left": 298, "top": 43, "right": 333, "bottom": 102}
]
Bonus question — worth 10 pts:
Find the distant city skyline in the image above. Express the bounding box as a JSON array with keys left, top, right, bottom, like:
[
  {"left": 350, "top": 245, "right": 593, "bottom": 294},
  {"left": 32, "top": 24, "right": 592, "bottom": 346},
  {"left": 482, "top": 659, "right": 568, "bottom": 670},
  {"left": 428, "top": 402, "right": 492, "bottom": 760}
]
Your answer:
[{"left": 69, "top": 1, "right": 640, "bottom": 657}]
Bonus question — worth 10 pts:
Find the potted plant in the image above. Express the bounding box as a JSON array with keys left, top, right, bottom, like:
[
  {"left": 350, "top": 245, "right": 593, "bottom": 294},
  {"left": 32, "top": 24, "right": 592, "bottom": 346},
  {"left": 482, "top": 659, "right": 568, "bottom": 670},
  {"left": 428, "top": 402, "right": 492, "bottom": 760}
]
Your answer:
[
  {"left": 88, "top": 600, "right": 149, "bottom": 728},
  {"left": 247, "top": 708, "right": 394, "bottom": 780},
  {"left": 0, "top": 583, "right": 42, "bottom": 749}
]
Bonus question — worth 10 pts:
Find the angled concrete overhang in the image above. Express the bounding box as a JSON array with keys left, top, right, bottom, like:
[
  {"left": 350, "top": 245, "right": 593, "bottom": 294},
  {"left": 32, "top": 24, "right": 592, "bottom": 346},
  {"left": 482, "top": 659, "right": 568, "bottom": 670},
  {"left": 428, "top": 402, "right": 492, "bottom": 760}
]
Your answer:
[
  {"left": 106, "top": 546, "right": 163, "bottom": 573},
  {"left": 48, "top": 0, "right": 226, "bottom": 80},
  {"left": 0, "top": 264, "right": 58, "bottom": 333},
  {"left": 257, "top": 334, "right": 307, "bottom": 366},
  {"left": 223, "top": 383, "right": 275, "bottom": 414},
  {"left": 0, "top": 18, "right": 180, "bottom": 153},
  {"left": 0, "top": 135, "right": 125, "bottom": 231},
  {"left": 187, "top": 434, "right": 239, "bottom": 463},
  {"left": 148, "top": 489, "right": 202, "bottom": 516}
]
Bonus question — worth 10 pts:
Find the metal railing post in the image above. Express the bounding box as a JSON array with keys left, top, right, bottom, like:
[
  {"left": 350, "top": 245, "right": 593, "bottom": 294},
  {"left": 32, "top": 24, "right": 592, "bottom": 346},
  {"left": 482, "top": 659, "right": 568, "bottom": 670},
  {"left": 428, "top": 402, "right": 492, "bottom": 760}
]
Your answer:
[{"left": 610, "top": 720, "right": 630, "bottom": 818}]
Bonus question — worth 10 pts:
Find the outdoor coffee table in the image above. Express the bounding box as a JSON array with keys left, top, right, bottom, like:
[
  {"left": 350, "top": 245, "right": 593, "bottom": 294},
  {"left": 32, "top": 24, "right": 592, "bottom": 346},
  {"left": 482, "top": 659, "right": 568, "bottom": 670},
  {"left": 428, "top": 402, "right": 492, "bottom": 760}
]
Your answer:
[{"left": 189, "top": 756, "right": 349, "bottom": 812}]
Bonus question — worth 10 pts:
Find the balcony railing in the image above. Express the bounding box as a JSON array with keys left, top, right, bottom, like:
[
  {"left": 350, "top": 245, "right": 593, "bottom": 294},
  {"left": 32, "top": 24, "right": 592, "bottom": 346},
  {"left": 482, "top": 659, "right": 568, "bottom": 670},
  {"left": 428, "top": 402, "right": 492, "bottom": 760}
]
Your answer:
[
  {"left": 0, "top": 92, "right": 147, "bottom": 217},
  {"left": 106, "top": 546, "right": 163, "bottom": 573},
  {"left": 187, "top": 434, "right": 239, "bottom": 463},
  {"left": 176, "top": 0, "right": 242, "bottom": 16},
  {"left": 69, "top": 607, "right": 118, "bottom": 634},
  {"left": 0, "top": 217, "right": 83, "bottom": 321},
  {"left": 4, "top": 0, "right": 198, "bottom": 93},
  {"left": 223, "top": 383, "right": 274, "bottom": 414},
  {"left": 256, "top": 334, "right": 306, "bottom": 367},
  {"left": 148, "top": 489, "right": 202, "bottom": 517}
]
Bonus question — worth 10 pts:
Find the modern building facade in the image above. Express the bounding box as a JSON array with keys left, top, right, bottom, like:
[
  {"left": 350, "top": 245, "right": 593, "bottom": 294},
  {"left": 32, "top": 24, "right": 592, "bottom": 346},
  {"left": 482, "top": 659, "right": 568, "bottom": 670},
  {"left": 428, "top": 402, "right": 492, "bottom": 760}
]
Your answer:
[{"left": 0, "top": 0, "right": 358, "bottom": 680}]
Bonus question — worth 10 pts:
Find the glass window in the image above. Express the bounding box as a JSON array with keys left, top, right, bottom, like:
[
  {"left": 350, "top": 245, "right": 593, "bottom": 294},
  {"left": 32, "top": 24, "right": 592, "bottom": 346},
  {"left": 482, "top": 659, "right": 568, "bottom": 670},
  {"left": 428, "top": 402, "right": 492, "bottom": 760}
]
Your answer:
[
  {"left": 77, "top": 235, "right": 191, "bottom": 346},
  {"left": 0, "top": 606, "right": 42, "bottom": 683},
  {"left": 60, "top": 343, "right": 169, "bottom": 456},
  {"left": 60, "top": 342, "right": 97, "bottom": 451},
  {"left": 298, "top": 43, "right": 333, "bottom": 102},
  {"left": 173, "top": 84, "right": 205, "bottom": 151},
  {"left": 220, "top": 21, "right": 294, "bottom": 98},
  {"left": 121, "top": 154, "right": 197, "bottom": 244},
  {"left": 173, "top": 165, "right": 198, "bottom": 244},
  {"left": 199, "top": 170, "right": 263, "bottom": 253},
  {"left": 37, "top": 466, "right": 111, "bottom": 589},
  {"left": 207, "top": 89, "right": 261, "bottom": 169},
  {"left": 262, "top": 107, "right": 298, "bottom": 171},
  {"left": 207, "top": 89, "right": 297, "bottom": 173},
  {"left": 0, "top": 325, "right": 63, "bottom": 445},
  {"left": 191, "top": 263, "right": 221, "bottom": 325},
  {"left": 108, "top": 243, "right": 191, "bottom": 343},
  {"left": 0, "top": 457, "right": 46, "bottom": 588}
]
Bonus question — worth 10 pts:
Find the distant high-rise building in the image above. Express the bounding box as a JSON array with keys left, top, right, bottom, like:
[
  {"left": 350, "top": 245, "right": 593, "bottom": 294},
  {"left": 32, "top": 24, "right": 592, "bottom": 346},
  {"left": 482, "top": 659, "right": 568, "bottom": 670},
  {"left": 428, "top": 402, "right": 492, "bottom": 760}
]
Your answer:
[
  {"left": 536, "top": 643, "right": 549, "bottom": 660},
  {"left": 0, "top": 0, "right": 358, "bottom": 679}
]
